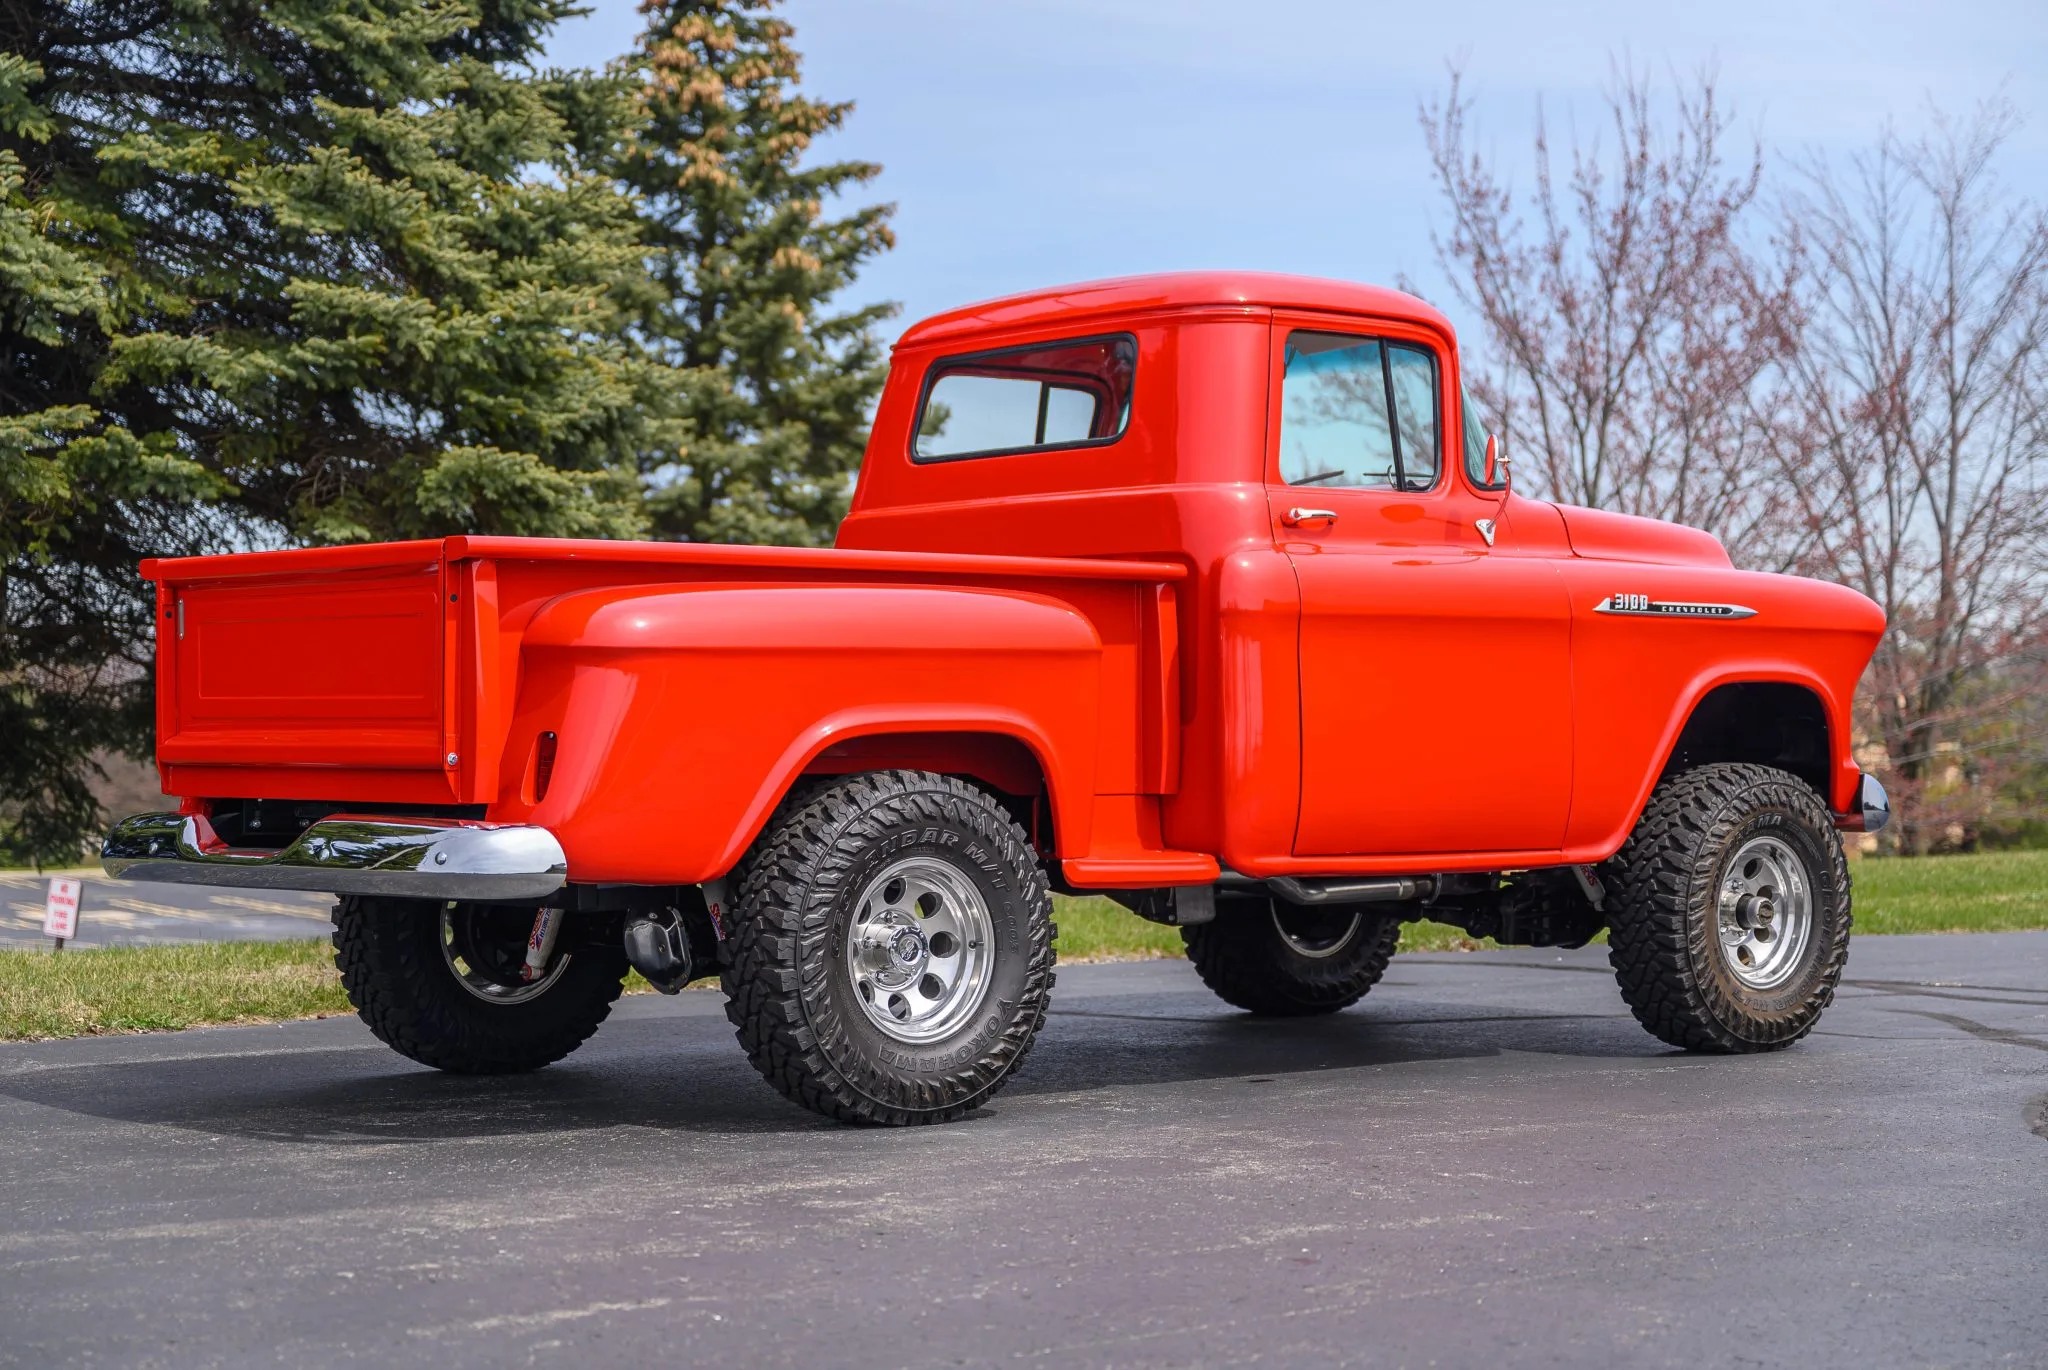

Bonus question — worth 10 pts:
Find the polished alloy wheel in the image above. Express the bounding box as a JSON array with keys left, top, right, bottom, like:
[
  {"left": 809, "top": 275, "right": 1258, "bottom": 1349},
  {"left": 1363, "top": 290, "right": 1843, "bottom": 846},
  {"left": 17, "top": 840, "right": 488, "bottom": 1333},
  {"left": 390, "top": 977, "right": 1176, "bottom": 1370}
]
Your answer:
[
  {"left": 1714, "top": 835, "right": 1813, "bottom": 990},
  {"left": 1270, "top": 904, "right": 1365, "bottom": 959},
  {"left": 440, "top": 904, "right": 569, "bottom": 1005},
  {"left": 845, "top": 856, "right": 996, "bottom": 1043}
]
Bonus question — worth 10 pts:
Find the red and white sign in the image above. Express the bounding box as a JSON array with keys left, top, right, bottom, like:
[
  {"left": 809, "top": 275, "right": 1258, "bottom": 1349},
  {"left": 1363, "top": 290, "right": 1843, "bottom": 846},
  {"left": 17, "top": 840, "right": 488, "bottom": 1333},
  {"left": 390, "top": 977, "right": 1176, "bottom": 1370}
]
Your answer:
[{"left": 43, "top": 878, "right": 81, "bottom": 940}]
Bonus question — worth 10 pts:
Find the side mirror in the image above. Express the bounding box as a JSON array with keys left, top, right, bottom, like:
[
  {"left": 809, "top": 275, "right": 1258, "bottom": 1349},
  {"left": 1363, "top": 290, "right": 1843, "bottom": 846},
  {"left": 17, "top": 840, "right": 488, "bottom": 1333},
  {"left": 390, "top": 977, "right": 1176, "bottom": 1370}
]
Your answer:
[{"left": 1483, "top": 432, "right": 1510, "bottom": 490}]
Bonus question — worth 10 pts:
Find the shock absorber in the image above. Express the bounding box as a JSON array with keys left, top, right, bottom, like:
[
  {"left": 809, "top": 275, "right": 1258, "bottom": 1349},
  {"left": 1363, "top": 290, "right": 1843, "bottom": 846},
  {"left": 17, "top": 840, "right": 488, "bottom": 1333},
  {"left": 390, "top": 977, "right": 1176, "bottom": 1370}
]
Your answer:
[{"left": 522, "top": 906, "right": 562, "bottom": 983}]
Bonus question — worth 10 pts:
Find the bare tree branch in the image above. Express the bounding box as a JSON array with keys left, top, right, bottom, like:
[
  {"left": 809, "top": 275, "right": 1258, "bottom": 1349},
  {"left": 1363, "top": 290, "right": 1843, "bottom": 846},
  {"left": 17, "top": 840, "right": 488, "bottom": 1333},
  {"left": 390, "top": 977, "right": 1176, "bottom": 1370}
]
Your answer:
[
  {"left": 1782, "top": 101, "right": 2048, "bottom": 851},
  {"left": 1419, "top": 70, "right": 2048, "bottom": 850},
  {"left": 1415, "top": 63, "right": 1809, "bottom": 573}
]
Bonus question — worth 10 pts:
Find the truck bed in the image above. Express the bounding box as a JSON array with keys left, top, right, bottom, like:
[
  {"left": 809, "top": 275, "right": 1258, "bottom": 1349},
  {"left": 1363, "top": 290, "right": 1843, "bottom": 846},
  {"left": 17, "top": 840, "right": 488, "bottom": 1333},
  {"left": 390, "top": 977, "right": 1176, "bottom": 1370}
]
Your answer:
[{"left": 146, "top": 536, "right": 1187, "bottom": 842}]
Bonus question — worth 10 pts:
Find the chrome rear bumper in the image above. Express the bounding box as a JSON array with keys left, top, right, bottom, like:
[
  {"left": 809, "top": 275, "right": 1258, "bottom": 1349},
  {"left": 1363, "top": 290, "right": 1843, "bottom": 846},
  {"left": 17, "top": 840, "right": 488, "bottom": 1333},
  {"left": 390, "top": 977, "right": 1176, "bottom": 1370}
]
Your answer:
[{"left": 102, "top": 812, "right": 569, "bottom": 902}]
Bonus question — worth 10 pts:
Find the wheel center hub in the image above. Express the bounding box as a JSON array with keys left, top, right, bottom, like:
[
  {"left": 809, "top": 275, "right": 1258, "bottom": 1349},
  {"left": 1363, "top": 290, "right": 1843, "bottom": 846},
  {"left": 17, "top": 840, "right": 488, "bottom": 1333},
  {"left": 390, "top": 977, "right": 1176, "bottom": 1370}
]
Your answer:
[
  {"left": 855, "top": 915, "right": 928, "bottom": 988},
  {"left": 889, "top": 926, "right": 926, "bottom": 968}
]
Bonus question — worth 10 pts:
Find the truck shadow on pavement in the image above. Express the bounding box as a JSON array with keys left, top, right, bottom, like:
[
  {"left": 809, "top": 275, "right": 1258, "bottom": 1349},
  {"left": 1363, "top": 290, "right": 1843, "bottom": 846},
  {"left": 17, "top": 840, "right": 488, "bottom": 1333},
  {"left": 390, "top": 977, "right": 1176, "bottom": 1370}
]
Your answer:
[{"left": 0, "top": 989, "right": 1664, "bottom": 1144}]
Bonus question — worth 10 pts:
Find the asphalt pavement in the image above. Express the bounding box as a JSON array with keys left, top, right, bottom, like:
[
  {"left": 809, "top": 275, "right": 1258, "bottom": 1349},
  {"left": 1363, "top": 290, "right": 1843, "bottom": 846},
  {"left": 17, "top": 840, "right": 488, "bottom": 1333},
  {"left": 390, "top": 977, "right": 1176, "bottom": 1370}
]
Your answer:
[
  {"left": 1, "top": 932, "right": 2043, "bottom": 1368},
  {"left": 0, "top": 872, "right": 333, "bottom": 949}
]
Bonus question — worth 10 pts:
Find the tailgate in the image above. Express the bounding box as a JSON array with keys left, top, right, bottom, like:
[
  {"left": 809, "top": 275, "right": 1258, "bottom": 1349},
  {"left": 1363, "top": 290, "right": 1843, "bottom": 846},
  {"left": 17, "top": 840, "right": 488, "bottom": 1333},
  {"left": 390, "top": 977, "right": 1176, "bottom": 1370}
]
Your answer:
[{"left": 150, "top": 542, "right": 463, "bottom": 802}]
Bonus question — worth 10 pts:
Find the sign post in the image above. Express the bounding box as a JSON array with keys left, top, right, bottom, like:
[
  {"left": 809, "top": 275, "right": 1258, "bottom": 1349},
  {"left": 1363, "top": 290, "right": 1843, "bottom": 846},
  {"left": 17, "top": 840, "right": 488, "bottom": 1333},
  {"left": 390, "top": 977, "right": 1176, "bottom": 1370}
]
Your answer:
[{"left": 43, "top": 877, "right": 81, "bottom": 953}]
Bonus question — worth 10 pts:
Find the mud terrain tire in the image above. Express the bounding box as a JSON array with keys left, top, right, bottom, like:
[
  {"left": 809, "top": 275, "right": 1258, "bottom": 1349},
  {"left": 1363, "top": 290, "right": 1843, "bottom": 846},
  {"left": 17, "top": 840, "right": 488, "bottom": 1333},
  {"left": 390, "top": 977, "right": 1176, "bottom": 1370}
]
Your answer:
[
  {"left": 332, "top": 896, "right": 629, "bottom": 1073},
  {"left": 1183, "top": 897, "right": 1402, "bottom": 1016},
  {"left": 1605, "top": 763, "right": 1851, "bottom": 1052},
  {"left": 723, "top": 770, "right": 1056, "bottom": 1125}
]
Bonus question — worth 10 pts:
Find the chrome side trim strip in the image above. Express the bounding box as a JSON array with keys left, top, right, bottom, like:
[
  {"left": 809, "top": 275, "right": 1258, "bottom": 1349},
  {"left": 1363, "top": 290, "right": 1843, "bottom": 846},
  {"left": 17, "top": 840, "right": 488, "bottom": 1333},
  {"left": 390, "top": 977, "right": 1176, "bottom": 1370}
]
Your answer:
[
  {"left": 1594, "top": 595, "right": 1757, "bottom": 620},
  {"left": 102, "top": 812, "right": 569, "bottom": 901}
]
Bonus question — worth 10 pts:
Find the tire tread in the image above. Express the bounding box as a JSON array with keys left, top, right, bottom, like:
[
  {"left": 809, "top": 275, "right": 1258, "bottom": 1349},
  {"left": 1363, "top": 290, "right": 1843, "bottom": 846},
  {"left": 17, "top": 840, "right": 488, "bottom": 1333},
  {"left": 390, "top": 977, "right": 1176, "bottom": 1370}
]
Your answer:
[
  {"left": 331, "top": 897, "right": 626, "bottom": 1074},
  {"left": 722, "top": 770, "right": 1056, "bottom": 1125},
  {"left": 1183, "top": 903, "right": 1401, "bottom": 1016},
  {"left": 1605, "top": 762, "right": 1850, "bottom": 1053}
]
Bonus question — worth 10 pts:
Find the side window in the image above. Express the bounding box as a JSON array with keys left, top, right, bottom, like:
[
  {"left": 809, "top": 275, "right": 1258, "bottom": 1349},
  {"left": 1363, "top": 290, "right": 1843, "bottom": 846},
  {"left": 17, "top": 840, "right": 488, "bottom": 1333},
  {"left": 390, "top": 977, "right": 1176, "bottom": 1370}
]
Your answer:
[
  {"left": 1278, "top": 331, "right": 1441, "bottom": 492},
  {"left": 913, "top": 335, "right": 1136, "bottom": 462},
  {"left": 1279, "top": 334, "right": 1398, "bottom": 488}
]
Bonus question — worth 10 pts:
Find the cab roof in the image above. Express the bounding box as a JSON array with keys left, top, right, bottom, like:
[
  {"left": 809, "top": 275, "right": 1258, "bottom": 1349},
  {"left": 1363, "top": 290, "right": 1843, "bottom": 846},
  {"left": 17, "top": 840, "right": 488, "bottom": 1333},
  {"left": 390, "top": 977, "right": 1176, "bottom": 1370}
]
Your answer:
[{"left": 896, "top": 271, "right": 1455, "bottom": 349}]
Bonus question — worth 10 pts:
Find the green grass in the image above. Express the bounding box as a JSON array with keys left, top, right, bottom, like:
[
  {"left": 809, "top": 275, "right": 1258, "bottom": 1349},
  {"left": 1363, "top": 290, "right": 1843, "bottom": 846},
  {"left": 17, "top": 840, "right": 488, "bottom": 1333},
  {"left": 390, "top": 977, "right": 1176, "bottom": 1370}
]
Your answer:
[
  {"left": 1848, "top": 848, "right": 2048, "bottom": 935},
  {"left": 3, "top": 851, "right": 2042, "bottom": 1041},
  {"left": 1053, "top": 896, "right": 1490, "bottom": 958},
  {"left": 1053, "top": 896, "right": 1186, "bottom": 960},
  {"left": 0, "top": 940, "right": 351, "bottom": 1041}
]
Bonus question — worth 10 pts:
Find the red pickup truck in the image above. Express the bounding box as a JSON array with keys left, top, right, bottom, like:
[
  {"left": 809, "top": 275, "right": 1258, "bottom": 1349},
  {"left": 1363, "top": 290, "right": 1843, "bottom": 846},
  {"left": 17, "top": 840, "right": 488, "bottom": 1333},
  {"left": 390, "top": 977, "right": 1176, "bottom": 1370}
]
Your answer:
[{"left": 104, "top": 272, "right": 1889, "bottom": 1125}]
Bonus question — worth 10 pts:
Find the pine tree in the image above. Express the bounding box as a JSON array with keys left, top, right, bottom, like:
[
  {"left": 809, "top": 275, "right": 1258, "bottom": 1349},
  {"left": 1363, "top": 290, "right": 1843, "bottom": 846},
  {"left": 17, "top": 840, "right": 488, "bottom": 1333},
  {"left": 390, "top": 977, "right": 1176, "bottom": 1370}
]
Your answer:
[
  {"left": 618, "top": 0, "right": 895, "bottom": 546},
  {"left": 1, "top": 1, "right": 678, "bottom": 862}
]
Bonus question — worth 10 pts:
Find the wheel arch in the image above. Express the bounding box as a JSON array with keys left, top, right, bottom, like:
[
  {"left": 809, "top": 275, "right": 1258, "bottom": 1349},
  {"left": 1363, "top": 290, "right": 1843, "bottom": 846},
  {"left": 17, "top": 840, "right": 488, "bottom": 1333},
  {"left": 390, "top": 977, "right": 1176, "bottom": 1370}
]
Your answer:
[
  {"left": 1660, "top": 679, "right": 1834, "bottom": 801},
  {"left": 705, "top": 710, "right": 1078, "bottom": 882},
  {"left": 800, "top": 728, "right": 1056, "bottom": 851},
  {"left": 1576, "top": 668, "right": 1852, "bottom": 867}
]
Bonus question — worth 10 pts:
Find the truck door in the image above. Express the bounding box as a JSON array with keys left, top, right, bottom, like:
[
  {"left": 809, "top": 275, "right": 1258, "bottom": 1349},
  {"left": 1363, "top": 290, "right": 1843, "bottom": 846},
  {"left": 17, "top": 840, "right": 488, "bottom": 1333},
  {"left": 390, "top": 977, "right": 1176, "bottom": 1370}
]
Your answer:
[{"left": 1264, "top": 316, "right": 1574, "bottom": 858}]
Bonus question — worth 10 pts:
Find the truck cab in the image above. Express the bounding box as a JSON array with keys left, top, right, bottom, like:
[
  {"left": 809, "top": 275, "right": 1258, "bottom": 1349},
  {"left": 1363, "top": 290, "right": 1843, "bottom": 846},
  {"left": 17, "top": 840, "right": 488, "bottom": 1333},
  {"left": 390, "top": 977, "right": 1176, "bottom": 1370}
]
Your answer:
[
  {"left": 845, "top": 272, "right": 1882, "bottom": 870},
  {"left": 105, "top": 273, "right": 1890, "bottom": 1125}
]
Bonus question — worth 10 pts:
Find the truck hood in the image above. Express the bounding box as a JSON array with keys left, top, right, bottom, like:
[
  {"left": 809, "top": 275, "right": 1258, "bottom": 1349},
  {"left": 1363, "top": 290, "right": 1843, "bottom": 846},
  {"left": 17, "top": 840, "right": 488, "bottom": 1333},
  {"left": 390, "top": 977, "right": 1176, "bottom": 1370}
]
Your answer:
[{"left": 1552, "top": 502, "right": 1733, "bottom": 569}]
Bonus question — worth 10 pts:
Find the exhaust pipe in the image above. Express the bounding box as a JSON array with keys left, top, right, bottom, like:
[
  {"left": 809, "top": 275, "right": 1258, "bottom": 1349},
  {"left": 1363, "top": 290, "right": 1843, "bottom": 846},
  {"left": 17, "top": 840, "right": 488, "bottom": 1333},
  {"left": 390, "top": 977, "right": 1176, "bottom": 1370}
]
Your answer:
[{"left": 1265, "top": 875, "right": 1437, "bottom": 906}]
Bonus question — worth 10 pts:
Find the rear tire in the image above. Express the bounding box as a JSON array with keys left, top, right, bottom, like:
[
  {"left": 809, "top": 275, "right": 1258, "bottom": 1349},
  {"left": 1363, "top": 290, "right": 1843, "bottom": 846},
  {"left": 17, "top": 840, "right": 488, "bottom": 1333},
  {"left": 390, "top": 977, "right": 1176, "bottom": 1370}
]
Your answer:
[
  {"left": 1605, "top": 763, "right": 1851, "bottom": 1052},
  {"left": 723, "top": 770, "right": 1056, "bottom": 1125},
  {"left": 332, "top": 897, "right": 629, "bottom": 1074},
  {"left": 1182, "top": 897, "right": 1401, "bottom": 1016}
]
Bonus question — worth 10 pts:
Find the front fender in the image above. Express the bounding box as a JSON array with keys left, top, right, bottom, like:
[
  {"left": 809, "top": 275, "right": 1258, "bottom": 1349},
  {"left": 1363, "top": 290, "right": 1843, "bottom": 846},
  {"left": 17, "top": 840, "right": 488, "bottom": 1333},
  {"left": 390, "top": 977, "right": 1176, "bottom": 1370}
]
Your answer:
[
  {"left": 502, "top": 584, "right": 1103, "bottom": 883},
  {"left": 1558, "top": 561, "right": 1884, "bottom": 858}
]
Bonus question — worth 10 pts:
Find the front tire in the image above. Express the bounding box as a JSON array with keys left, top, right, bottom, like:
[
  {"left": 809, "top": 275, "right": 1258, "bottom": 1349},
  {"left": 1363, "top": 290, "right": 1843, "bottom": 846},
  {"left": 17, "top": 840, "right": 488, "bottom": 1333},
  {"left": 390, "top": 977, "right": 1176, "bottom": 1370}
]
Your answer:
[
  {"left": 1183, "top": 897, "right": 1401, "bottom": 1016},
  {"left": 332, "top": 897, "right": 629, "bottom": 1074},
  {"left": 723, "top": 770, "right": 1056, "bottom": 1125},
  {"left": 1605, "top": 763, "right": 1851, "bottom": 1052}
]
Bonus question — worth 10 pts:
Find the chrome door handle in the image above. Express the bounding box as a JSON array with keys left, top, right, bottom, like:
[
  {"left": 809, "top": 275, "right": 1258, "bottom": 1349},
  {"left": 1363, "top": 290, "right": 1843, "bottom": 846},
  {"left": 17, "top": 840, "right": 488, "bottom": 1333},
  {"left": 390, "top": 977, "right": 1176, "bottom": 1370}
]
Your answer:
[{"left": 1283, "top": 507, "right": 1338, "bottom": 528}]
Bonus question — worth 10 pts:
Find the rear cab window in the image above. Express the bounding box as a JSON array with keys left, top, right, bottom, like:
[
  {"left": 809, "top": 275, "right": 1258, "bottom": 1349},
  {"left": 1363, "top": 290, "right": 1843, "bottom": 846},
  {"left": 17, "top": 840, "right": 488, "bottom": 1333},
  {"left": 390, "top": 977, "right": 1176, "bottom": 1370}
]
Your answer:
[{"left": 913, "top": 335, "right": 1137, "bottom": 462}]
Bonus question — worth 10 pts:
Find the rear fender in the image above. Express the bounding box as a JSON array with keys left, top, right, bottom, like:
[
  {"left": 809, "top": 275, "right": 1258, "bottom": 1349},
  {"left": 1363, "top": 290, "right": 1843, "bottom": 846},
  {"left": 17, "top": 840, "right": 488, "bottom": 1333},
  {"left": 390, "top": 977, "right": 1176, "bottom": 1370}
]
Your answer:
[{"left": 503, "top": 584, "right": 1102, "bottom": 884}]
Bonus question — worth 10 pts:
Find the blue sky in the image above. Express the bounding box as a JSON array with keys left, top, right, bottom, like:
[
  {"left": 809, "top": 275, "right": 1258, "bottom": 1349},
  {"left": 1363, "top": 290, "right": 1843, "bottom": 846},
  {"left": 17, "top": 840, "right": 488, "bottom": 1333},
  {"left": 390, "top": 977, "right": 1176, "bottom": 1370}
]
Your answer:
[{"left": 544, "top": 1, "right": 2048, "bottom": 352}]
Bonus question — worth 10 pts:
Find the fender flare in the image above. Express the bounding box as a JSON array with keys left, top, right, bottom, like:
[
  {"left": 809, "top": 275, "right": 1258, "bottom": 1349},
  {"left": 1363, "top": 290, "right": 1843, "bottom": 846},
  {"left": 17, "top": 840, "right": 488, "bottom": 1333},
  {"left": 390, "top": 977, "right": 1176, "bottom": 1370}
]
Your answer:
[
  {"left": 1589, "top": 660, "right": 1851, "bottom": 860},
  {"left": 702, "top": 706, "right": 1079, "bottom": 881}
]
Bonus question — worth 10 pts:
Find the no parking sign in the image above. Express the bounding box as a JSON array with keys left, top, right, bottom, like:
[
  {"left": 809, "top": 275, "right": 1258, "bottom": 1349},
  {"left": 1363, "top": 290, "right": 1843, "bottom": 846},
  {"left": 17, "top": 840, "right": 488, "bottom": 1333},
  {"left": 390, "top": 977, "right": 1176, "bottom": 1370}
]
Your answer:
[{"left": 44, "top": 877, "right": 81, "bottom": 948}]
